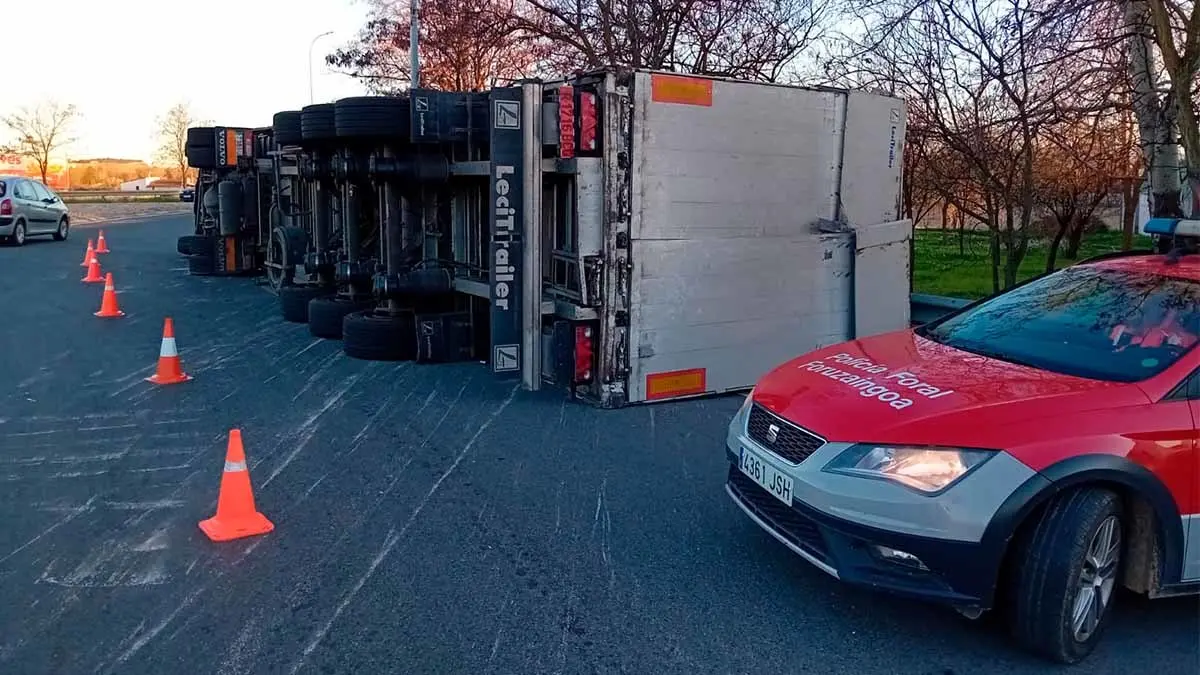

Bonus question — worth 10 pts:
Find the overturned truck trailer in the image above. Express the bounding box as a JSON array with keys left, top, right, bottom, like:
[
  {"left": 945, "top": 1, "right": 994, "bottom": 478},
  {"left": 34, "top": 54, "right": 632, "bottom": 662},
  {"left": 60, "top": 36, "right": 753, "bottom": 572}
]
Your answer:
[
  {"left": 190, "top": 69, "right": 912, "bottom": 409},
  {"left": 432, "top": 69, "right": 911, "bottom": 408}
]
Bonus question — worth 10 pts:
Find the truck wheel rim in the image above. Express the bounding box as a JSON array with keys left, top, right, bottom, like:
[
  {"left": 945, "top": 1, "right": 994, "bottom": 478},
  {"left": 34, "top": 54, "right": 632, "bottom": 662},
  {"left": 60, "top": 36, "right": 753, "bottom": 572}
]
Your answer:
[{"left": 1072, "top": 515, "right": 1120, "bottom": 642}]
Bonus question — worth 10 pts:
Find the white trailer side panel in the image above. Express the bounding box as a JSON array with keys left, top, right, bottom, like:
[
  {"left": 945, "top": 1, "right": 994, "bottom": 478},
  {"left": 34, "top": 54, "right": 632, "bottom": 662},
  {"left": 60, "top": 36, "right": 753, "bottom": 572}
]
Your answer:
[
  {"left": 853, "top": 219, "right": 914, "bottom": 338},
  {"left": 626, "top": 72, "right": 872, "bottom": 403},
  {"left": 839, "top": 91, "right": 907, "bottom": 228}
]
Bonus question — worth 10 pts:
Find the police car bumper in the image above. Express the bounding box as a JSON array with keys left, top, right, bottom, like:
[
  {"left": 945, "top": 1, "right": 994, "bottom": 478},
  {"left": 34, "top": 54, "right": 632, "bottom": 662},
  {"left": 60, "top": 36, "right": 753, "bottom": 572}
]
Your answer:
[{"left": 724, "top": 398, "right": 1043, "bottom": 610}]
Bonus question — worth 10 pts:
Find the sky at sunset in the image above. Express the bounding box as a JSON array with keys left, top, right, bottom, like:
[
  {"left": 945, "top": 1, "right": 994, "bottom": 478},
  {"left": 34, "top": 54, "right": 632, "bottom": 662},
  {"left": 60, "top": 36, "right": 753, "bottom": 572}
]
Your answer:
[{"left": 6, "top": 0, "right": 374, "bottom": 162}]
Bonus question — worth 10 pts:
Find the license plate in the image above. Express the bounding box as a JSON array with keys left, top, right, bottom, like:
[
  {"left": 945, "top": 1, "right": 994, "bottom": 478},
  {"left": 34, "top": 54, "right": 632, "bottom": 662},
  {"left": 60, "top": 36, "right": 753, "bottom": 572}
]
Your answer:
[{"left": 738, "top": 446, "right": 793, "bottom": 506}]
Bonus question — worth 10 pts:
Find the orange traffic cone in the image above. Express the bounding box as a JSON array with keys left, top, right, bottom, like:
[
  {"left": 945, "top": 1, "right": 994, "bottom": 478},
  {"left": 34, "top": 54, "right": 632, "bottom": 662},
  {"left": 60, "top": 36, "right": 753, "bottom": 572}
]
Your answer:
[
  {"left": 95, "top": 230, "right": 110, "bottom": 254},
  {"left": 94, "top": 273, "right": 125, "bottom": 318},
  {"left": 81, "top": 254, "right": 103, "bottom": 283},
  {"left": 145, "top": 317, "right": 192, "bottom": 385},
  {"left": 80, "top": 239, "right": 95, "bottom": 267},
  {"left": 199, "top": 429, "right": 274, "bottom": 542}
]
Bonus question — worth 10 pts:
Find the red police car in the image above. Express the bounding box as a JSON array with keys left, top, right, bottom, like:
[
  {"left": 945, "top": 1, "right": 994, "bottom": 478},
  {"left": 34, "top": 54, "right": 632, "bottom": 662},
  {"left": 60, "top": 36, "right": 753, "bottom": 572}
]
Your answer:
[{"left": 725, "top": 230, "right": 1199, "bottom": 664}]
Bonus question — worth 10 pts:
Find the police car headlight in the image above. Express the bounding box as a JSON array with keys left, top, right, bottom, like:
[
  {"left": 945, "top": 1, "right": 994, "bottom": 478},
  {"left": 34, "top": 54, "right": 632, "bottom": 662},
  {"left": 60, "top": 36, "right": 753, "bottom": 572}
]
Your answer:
[{"left": 823, "top": 444, "right": 996, "bottom": 493}]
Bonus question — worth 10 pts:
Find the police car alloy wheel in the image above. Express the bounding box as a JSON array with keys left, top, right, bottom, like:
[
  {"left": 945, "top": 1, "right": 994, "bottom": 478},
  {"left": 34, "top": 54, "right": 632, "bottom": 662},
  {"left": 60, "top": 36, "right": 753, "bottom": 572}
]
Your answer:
[{"left": 1007, "top": 487, "right": 1124, "bottom": 664}]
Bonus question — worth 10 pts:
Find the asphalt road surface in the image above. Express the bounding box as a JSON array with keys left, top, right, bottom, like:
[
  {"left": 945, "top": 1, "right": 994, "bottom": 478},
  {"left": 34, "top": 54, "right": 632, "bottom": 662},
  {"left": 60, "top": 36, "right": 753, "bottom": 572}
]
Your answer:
[{"left": 0, "top": 215, "right": 1196, "bottom": 675}]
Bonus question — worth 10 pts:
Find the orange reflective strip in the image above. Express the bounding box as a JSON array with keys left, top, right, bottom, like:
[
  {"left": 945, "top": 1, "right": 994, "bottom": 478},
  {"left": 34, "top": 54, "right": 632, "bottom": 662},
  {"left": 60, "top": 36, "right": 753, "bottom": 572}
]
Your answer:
[
  {"left": 646, "top": 368, "right": 707, "bottom": 400},
  {"left": 650, "top": 74, "right": 714, "bottom": 107}
]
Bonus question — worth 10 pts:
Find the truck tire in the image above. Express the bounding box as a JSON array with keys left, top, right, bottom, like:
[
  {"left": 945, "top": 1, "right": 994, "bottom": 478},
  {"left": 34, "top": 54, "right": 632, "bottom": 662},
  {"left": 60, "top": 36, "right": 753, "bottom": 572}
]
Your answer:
[
  {"left": 1007, "top": 487, "right": 1124, "bottom": 664},
  {"left": 188, "top": 253, "right": 215, "bottom": 276},
  {"left": 266, "top": 224, "right": 307, "bottom": 289},
  {"left": 308, "top": 296, "right": 376, "bottom": 339},
  {"left": 177, "top": 234, "right": 205, "bottom": 255},
  {"left": 187, "top": 127, "right": 216, "bottom": 147},
  {"left": 273, "top": 111, "right": 303, "bottom": 146},
  {"left": 301, "top": 103, "right": 337, "bottom": 143},
  {"left": 342, "top": 309, "right": 416, "bottom": 360},
  {"left": 187, "top": 144, "right": 217, "bottom": 169},
  {"left": 279, "top": 285, "right": 329, "bottom": 323},
  {"left": 334, "top": 96, "right": 411, "bottom": 139}
]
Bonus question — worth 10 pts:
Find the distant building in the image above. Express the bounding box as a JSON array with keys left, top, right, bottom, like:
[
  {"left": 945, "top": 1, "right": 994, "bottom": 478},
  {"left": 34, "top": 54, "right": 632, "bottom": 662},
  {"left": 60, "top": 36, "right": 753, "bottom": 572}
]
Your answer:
[{"left": 118, "top": 177, "right": 181, "bottom": 192}]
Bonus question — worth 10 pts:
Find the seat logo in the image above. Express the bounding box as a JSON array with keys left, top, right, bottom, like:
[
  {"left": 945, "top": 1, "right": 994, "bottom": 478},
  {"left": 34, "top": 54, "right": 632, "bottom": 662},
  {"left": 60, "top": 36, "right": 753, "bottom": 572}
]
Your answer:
[{"left": 765, "top": 424, "right": 780, "bottom": 443}]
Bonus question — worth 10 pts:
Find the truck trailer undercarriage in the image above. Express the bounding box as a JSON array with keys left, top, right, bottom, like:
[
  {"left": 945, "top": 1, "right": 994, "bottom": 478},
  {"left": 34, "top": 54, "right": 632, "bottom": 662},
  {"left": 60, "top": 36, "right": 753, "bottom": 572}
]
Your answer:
[{"left": 182, "top": 69, "right": 912, "bottom": 408}]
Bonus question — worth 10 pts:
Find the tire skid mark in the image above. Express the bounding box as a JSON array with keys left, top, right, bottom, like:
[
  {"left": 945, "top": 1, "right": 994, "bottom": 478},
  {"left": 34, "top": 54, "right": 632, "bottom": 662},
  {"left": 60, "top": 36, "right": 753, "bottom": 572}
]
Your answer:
[
  {"left": 0, "top": 496, "right": 98, "bottom": 566},
  {"left": 289, "top": 350, "right": 343, "bottom": 403},
  {"left": 105, "top": 587, "right": 205, "bottom": 670},
  {"left": 290, "top": 384, "right": 519, "bottom": 672},
  {"left": 259, "top": 372, "right": 364, "bottom": 488}
]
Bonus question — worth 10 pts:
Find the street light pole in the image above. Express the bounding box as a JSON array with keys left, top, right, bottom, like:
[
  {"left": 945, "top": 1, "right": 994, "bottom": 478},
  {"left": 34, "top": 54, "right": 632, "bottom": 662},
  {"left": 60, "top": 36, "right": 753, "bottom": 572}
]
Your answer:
[
  {"left": 309, "top": 31, "right": 335, "bottom": 104},
  {"left": 410, "top": 0, "right": 420, "bottom": 89}
]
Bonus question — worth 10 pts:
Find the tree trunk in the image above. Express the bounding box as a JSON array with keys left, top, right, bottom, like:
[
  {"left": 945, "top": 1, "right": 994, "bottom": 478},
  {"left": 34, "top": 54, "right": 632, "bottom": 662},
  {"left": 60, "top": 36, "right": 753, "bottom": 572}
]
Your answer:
[
  {"left": 958, "top": 212, "right": 965, "bottom": 256},
  {"left": 1002, "top": 208, "right": 1023, "bottom": 289},
  {"left": 1046, "top": 222, "right": 1067, "bottom": 272},
  {"left": 990, "top": 229, "right": 1001, "bottom": 295},
  {"left": 1152, "top": 189, "right": 1184, "bottom": 218},
  {"left": 1126, "top": 0, "right": 1183, "bottom": 219},
  {"left": 941, "top": 201, "right": 949, "bottom": 230},
  {"left": 1121, "top": 179, "right": 1138, "bottom": 249},
  {"left": 1064, "top": 221, "right": 1086, "bottom": 259}
]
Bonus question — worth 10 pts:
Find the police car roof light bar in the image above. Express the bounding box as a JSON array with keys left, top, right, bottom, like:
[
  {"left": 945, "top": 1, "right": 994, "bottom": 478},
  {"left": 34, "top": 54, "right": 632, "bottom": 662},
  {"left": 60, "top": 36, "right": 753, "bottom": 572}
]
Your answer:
[
  {"left": 1143, "top": 218, "right": 1178, "bottom": 236},
  {"left": 1145, "top": 217, "right": 1200, "bottom": 237},
  {"left": 1144, "top": 218, "right": 1200, "bottom": 264}
]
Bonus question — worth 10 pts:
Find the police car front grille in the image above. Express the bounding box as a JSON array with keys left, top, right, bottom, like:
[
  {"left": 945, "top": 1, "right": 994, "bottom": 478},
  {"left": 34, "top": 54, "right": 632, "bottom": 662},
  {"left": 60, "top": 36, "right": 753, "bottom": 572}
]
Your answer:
[
  {"left": 745, "top": 403, "right": 824, "bottom": 464},
  {"left": 727, "top": 466, "right": 829, "bottom": 563}
]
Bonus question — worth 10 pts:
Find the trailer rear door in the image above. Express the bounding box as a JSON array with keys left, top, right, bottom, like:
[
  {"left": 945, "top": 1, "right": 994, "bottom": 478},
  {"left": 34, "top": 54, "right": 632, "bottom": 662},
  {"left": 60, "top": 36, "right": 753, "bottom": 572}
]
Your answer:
[{"left": 625, "top": 72, "right": 864, "bottom": 403}]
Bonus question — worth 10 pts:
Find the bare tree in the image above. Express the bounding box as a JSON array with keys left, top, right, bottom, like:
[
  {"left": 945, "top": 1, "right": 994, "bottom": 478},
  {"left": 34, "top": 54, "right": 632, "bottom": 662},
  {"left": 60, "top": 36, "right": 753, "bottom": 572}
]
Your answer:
[
  {"left": 1035, "top": 109, "right": 1138, "bottom": 269},
  {"left": 156, "top": 102, "right": 205, "bottom": 187},
  {"left": 1, "top": 101, "right": 79, "bottom": 184},
  {"left": 824, "top": 0, "right": 1117, "bottom": 291},
  {"left": 900, "top": 119, "right": 943, "bottom": 226},
  {"left": 518, "top": 0, "right": 833, "bottom": 81},
  {"left": 327, "top": 0, "right": 547, "bottom": 92}
]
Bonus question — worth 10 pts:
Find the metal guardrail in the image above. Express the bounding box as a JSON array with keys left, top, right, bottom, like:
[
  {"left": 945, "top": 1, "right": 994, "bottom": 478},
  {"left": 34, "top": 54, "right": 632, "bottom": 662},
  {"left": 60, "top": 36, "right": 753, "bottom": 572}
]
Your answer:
[
  {"left": 60, "top": 189, "right": 185, "bottom": 198},
  {"left": 910, "top": 293, "right": 972, "bottom": 325}
]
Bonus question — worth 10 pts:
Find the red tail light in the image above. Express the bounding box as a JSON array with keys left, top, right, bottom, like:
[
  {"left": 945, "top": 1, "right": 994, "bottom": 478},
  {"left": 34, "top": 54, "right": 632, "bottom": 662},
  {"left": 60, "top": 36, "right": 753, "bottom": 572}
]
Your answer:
[
  {"left": 574, "top": 325, "right": 594, "bottom": 382},
  {"left": 0, "top": 199, "right": 11, "bottom": 216},
  {"left": 580, "top": 92, "right": 598, "bottom": 152}
]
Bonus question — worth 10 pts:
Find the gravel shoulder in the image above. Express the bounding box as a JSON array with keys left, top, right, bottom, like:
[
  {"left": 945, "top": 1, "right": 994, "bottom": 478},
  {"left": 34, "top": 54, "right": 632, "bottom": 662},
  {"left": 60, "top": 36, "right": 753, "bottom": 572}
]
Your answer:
[{"left": 67, "top": 202, "right": 193, "bottom": 226}]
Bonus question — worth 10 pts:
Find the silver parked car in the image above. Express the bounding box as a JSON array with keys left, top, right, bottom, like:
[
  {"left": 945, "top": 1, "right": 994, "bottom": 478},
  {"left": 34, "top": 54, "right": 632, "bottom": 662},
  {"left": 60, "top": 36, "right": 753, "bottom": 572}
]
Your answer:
[{"left": 0, "top": 175, "right": 70, "bottom": 246}]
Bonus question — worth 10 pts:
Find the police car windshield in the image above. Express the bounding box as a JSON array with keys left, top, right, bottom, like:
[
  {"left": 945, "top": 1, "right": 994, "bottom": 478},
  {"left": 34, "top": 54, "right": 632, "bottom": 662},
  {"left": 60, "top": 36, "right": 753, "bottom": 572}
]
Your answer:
[{"left": 916, "top": 264, "right": 1200, "bottom": 383}]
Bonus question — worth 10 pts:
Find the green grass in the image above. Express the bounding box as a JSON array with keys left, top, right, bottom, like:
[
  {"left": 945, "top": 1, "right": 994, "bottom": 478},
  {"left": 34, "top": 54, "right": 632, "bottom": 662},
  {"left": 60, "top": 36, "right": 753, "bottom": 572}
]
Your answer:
[{"left": 913, "top": 229, "right": 1154, "bottom": 299}]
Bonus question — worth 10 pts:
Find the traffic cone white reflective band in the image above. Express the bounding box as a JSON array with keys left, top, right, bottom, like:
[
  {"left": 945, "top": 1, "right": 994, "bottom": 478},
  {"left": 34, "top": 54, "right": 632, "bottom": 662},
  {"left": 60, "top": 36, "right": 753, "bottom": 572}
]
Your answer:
[
  {"left": 104, "top": 278, "right": 114, "bottom": 291},
  {"left": 224, "top": 460, "right": 247, "bottom": 472},
  {"left": 159, "top": 337, "right": 178, "bottom": 358}
]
